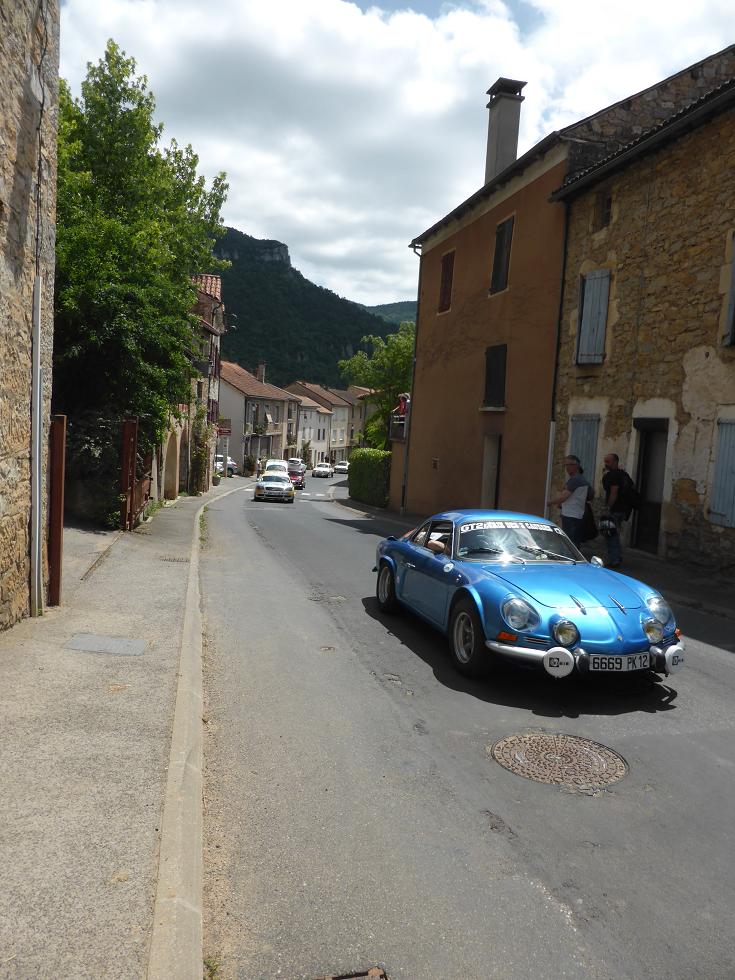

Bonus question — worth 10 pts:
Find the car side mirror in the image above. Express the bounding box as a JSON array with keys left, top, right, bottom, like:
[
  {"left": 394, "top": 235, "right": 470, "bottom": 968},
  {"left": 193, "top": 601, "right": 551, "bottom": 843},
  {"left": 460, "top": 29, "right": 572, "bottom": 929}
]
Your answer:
[{"left": 590, "top": 555, "right": 604, "bottom": 567}]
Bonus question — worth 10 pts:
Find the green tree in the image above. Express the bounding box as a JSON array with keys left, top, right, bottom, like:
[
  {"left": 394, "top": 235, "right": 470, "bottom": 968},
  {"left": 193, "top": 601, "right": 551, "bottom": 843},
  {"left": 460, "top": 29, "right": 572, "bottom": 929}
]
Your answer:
[
  {"left": 54, "top": 40, "right": 228, "bottom": 465},
  {"left": 339, "top": 321, "right": 415, "bottom": 448}
]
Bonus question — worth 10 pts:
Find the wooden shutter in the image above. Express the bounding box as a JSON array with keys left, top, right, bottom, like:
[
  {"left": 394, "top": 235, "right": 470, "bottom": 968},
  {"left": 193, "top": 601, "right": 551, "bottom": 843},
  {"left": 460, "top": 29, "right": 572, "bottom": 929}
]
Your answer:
[
  {"left": 438, "top": 251, "right": 455, "bottom": 313},
  {"left": 569, "top": 415, "right": 600, "bottom": 481},
  {"left": 725, "top": 248, "right": 735, "bottom": 346},
  {"left": 577, "top": 269, "right": 610, "bottom": 364},
  {"left": 484, "top": 344, "right": 507, "bottom": 407},
  {"left": 490, "top": 217, "right": 514, "bottom": 294},
  {"left": 710, "top": 420, "right": 735, "bottom": 527}
]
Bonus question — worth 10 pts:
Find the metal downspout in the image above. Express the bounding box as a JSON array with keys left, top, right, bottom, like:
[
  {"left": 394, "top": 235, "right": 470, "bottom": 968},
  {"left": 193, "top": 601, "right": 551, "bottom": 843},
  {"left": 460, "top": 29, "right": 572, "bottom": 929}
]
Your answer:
[
  {"left": 400, "top": 244, "right": 422, "bottom": 514},
  {"left": 544, "top": 198, "right": 569, "bottom": 519}
]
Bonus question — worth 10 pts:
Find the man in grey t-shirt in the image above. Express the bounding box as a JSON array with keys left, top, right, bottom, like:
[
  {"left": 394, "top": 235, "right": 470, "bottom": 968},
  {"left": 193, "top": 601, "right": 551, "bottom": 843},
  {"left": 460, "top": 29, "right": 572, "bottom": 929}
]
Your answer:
[{"left": 548, "top": 455, "right": 593, "bottom": 547}]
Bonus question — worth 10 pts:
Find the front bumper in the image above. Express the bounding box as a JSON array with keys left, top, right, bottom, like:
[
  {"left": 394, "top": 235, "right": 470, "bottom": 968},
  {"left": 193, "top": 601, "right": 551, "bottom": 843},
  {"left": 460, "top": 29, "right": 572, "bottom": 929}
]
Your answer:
[{"left": 485, "top": 638, "right": 685, "bottom": 678}]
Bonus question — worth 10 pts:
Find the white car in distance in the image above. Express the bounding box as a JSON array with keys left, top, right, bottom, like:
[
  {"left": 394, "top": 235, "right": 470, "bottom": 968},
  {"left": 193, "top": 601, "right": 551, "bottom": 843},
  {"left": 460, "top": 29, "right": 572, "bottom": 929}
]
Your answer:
[
  {"left": 264, "top": 459, "right": 288, "bottom": 475},
  {"left": 334, "top": 460, "right": 349, "bottom": 474},
  {"left": 312, "top": 462, "right": 334, "bottom": 478}
]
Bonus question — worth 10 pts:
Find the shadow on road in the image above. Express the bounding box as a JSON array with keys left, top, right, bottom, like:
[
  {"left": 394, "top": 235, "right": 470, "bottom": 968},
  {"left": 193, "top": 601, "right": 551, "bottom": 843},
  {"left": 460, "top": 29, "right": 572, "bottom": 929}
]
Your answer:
[{"left": 361, "top": 596, "right": 679, "bottom": 719}]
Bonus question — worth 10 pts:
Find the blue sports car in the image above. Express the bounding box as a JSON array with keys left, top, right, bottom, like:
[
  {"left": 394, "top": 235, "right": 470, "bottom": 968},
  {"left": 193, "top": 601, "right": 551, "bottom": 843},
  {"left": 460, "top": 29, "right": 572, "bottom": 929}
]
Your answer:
[{"left": 374, "top": 510, "right": 685, "bottom": 679}]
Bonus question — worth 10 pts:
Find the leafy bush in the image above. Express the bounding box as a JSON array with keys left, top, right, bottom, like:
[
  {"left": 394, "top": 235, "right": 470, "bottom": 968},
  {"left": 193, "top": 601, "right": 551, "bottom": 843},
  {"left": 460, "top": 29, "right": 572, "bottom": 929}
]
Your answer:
[{"left": 348, "top": 448, "right": 391, "bottom": 507}]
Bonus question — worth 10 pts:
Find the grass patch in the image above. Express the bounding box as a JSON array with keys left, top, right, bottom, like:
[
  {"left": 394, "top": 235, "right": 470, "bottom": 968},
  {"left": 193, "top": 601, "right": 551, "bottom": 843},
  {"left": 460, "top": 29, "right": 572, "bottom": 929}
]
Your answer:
[
  {"left": 199, "top": 506, "right": 208, "bottom": 544},
  {"left": 203, "top": 954, "right": 220, "bottom": 979}
]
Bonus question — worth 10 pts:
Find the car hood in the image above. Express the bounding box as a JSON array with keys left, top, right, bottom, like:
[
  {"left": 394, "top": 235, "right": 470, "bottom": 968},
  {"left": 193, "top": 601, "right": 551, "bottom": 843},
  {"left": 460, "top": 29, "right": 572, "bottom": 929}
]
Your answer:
[{"left": 487, "top": 564, "right": 644, "bottom": 611}]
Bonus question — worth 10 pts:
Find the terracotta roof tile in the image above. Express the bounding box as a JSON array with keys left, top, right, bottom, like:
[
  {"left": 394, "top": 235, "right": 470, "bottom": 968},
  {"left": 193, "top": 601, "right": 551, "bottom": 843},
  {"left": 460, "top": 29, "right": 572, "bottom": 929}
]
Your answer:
[
  {"left": 297, "top": 395, "right": 332, "bottom": 414},
  {"left": 192, "top": 274, "right": 222, "bottom": 301},
  {"left": 221, "top": 361, "right": 297, "bottom": 401},
  {"left": 288, "top": 381, "right": 352, "bottom": 408}
]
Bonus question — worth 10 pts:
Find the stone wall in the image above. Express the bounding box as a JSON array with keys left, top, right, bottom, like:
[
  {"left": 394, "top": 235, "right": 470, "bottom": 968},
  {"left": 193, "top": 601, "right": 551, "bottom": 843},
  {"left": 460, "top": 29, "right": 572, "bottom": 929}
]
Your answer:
[
  {"left": 0, "top": 1, "right": 59, "bottom": 628},
  {"left": 553, "top": 105, "right": 735, "bottom": 571}
]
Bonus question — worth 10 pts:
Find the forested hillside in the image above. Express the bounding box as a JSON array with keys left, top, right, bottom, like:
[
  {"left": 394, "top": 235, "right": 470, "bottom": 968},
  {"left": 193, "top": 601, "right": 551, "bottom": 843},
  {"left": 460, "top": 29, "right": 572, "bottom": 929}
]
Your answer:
[
  {"left": 364, "top": 300, "right": 416, "bottom": 324},
  {"left": 214, "top": 226, "right": 394, "bottom": 387}
]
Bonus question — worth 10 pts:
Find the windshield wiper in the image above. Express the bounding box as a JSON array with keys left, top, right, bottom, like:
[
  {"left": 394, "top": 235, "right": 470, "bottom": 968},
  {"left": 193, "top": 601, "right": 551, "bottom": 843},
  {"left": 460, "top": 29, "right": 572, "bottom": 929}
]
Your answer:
[
  {"left": 465, "top": 548, "right": 525, "bottom": 563},
  {"left": 518, "top": 545, "right": 576, "bottom": 563}
]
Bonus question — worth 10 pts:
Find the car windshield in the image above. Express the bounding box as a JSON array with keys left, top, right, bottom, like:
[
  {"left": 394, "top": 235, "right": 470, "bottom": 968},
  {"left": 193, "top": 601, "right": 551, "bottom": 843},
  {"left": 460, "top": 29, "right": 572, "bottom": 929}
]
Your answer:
[
  {"left": 456, "top": 519, "right": 581, "bottom": 562},
  {"left": 262, "top": 474, "right": 289, "bottom": 484}
]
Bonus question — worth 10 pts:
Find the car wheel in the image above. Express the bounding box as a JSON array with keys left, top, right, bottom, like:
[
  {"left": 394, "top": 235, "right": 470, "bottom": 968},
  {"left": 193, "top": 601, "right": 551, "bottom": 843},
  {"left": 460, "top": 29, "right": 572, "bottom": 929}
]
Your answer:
[
  {"left": 449, "top": 598, "right": 488, "bottom": 676},
  {"left": 376, "top": 562, "right": 399, "bottom": 613}
]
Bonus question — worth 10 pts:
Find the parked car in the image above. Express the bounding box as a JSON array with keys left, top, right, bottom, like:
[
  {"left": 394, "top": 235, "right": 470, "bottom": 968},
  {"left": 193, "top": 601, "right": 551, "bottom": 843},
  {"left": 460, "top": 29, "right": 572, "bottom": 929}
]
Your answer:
[
  {"left": 312, "top": 462, "right": 334, "bottom": 478},
  {"left": 374, "top": 509, "right": 685, "bottom": 679},
  {"left": 253, "top": 473, "right": 295, "bottom": 503},
  {"left": 289, "top": 470, "right": 306, "bottom": 490},
  {"left": 334, "top": 460, "right": 349, "bottom": 474},
  {"left": 215, "top": 454, "right": 238, "bottom": 476},
  {"left": 264, "top": 459, "right": 288, "bottom": 475},
  {"left": 287, "top": 457, "right": 307, "bottom": 474}
]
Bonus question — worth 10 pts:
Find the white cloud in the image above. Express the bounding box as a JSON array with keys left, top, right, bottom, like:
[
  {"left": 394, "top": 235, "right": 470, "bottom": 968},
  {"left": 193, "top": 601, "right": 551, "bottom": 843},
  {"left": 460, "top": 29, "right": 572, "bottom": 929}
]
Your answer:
[{"left": 59, "top": 0, "right": 735, "bottom": 303}]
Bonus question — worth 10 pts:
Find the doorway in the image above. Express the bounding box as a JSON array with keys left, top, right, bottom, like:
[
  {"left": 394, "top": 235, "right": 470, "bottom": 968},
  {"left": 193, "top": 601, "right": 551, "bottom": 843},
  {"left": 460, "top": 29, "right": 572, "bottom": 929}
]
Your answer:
[
  {"left": 633, "top": 419, "right": 669, "bottom": 552},
  {"left": 481, "top": 434, "right": 502, "bottom": 508}
]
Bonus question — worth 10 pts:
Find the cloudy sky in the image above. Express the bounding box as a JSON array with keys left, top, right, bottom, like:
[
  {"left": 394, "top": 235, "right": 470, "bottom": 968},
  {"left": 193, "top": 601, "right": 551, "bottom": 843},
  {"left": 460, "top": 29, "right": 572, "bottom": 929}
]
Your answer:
[{"left": 59, "top": 0, "right": 734, "bottom": 305}]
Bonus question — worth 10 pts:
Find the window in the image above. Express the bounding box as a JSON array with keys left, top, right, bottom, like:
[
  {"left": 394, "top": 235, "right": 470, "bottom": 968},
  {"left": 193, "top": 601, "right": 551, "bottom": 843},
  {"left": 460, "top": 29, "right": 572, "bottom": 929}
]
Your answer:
[
  {"left": 576, "top": 269, "right": 610, "bottom": 364},
  {"left": 593, "top": 191, "right": 612, "bottom": 231},
  {"left": 483, "top": 344, "right": 507, "bottom": 407},
  {"left": 490, "top": 216, "right": 514, "bottom": 294},
  {"left": 411, "top": 522, "right": 431, "bottom": 548},
  {"left": 438, "top": 250, "right": 455, "bottom": 313},
  {"left": 710, "top": 419, "right": 735, "bottom": 526},
  {"left": 725, "top": 244, "right": 735, "bottom": 346},
  {"left": 569, "top": 415, "right": 600, "bottom": 481},
  {"left": 274, "top": 405, "right": 280, "bottom": 422}
]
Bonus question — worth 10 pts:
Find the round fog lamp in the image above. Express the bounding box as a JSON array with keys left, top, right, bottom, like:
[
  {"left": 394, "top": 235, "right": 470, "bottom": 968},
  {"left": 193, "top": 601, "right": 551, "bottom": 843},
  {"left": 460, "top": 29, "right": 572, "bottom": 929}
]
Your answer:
[
  {"left": 643, "top": 619, "right": 664, "bottom": 644},
  {"left": 553, "top": 619, "right": 580, "bottom": 647}
]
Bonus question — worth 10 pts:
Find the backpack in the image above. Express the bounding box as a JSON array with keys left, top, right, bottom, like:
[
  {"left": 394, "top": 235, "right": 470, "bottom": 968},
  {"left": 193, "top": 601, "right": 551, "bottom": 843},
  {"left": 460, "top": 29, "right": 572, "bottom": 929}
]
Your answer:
[{"left": 619, "top": 471, "right": 641, "bottom": 512}]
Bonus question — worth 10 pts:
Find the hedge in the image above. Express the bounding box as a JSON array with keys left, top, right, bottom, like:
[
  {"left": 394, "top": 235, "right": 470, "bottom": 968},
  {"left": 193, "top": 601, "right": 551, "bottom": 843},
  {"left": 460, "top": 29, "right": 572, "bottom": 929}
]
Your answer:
[{"left": 348, "top": 448, "right": 391, "bottom": 507}]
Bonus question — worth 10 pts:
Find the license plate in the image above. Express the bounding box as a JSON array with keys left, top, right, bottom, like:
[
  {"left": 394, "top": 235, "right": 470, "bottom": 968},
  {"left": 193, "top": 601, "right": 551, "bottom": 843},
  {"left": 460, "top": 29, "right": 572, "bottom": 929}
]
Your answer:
[{"left": 589, "top": 653, "right": 650, "bottom": 672}]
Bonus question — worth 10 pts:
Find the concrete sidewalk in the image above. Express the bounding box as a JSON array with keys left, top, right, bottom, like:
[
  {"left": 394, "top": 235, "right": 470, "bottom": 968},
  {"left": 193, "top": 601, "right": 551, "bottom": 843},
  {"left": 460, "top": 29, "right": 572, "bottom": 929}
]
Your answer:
[
  {"left": 0, "top": 480, "right": 244, "bottom": 980},
  {"left": 330, "top": 496, "right": 735, "bottom": 622}
]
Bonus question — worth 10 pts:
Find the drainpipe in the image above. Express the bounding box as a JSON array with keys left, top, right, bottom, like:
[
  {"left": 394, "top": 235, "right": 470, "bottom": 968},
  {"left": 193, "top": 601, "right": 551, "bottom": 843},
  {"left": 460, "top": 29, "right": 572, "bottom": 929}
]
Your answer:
[
  {"left": 400, "top": 243, "right": 423, "bottom": 514},
  {"left": 30, "top": 275, "right": 44, "bottom": 615},
  {"left": 30, "top": 2, "right": 50, "bottom": 616},
  {"left": 544, "top": 198, "right": 570, "bottom": 518}
]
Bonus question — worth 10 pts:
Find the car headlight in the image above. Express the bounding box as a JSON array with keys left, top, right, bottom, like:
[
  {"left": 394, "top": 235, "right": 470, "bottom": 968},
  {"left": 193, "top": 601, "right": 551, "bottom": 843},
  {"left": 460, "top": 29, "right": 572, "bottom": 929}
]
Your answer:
[
  {"left": 646, "top": 596, "right": 673, "bottom": 625},
  {"left": 643, "top": 619, "right": 664, "bottom": 643},
  {"left": 501, "top": 597, "right": 540, "bottom": 632},
  {"left": 553, "top": 619, "right": 580, "bottom": 647}
]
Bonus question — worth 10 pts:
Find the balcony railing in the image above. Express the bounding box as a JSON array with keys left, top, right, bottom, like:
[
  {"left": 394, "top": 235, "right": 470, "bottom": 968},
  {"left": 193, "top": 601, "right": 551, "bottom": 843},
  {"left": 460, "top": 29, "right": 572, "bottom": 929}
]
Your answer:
[
  {"left": 389, "top": 412, "right": 407, "bottom": 442},
  {"left": 244, "top": 421, "right": 282, "bottom": 436}
]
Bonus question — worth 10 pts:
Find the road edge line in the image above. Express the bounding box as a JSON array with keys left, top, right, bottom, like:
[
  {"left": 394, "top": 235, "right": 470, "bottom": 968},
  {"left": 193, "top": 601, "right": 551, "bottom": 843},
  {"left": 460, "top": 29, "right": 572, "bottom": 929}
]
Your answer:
[{"left": 147, "top": 486, "right": 245, "bottom": 980}]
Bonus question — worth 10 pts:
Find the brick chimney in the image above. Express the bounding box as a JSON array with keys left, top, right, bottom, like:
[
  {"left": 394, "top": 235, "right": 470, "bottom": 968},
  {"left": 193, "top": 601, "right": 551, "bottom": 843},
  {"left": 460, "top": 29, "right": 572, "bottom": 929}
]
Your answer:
[
  {"left": 256, "top": 361, "right": 266, "bottom": 382},
  {"left": 485, "top": 77, "right": 526, "bottom": 184}
]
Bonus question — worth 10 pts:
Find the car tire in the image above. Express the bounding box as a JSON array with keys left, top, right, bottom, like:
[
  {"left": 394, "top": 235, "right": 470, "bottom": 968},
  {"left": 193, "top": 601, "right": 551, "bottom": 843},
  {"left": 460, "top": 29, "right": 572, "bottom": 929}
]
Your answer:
[
  {"left": 448, "top": 597, "right": 488, "bottom": 676},
  {"left": 376, "top": 562, "right": 399, "bottom": 614}
]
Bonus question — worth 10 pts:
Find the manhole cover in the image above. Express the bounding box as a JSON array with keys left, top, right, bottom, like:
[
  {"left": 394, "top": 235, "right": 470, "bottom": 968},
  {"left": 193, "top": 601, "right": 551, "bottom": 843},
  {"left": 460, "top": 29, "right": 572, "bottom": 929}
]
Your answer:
[
  {"left": 490, "top": 732, "right": 628, "bottom": 792},
  {"left": 66, "top": 634, "right": 147, "bottom": 657}
]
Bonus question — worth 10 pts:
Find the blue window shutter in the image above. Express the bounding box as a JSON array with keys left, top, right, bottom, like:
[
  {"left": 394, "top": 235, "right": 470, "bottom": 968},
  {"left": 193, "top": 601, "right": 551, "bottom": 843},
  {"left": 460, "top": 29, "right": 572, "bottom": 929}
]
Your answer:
[
  {"left": 577, "top": 269, "right": 610, "bottom": 364},
  {"left": 725, "top": 249, "right": 735, "bottom": 346},
  {"left": 569, "top": 415, "right": 600, "bottom": 482},
  {"left": 710, "top": 420, "right": 735, "bottom": 527}
]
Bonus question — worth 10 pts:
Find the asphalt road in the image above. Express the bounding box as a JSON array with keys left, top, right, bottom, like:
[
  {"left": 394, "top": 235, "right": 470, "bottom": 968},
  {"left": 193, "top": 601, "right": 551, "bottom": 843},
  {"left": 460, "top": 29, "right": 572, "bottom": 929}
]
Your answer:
[{"left": 201, "top": 477, "right": 735, "bottom": 980}]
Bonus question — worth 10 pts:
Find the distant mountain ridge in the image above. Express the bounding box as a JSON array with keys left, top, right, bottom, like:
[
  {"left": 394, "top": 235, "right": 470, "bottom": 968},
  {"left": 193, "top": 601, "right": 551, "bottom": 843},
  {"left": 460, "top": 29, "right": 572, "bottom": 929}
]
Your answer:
[
  {"left": 214, "top": 226, "right": 397, "bottom": 388},
  {"left": 363, "top": 300, "right": 416, "bottom": 324}
]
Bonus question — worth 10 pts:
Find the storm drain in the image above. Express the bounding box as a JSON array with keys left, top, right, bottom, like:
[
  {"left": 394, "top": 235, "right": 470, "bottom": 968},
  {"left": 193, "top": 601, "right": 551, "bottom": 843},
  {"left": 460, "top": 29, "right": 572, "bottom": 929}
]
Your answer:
[
  {"left": 313, "top": 970, "right": 387, "bottom": 980},
  {"left": 66, "top": 634, "right": 147, "bottom": 657},
  {"left": 490, "top": 732, "right": 628, "bottom": 792},
  {"left": 158, "top": 555, "right": 189, "bottom": 563}
]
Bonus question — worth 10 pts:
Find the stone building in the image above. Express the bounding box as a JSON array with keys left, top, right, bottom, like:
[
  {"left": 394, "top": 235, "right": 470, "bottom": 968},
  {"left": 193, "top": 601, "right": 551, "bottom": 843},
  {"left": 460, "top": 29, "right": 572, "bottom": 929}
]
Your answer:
[
  {"left": 394, "top": 47, "right": 735, "bottom": 520},
  {"left": 219, "top": 361, "right": 300, "bottom": 467},
  {"left": 0, "top": 1, "right": 60, "bottom": 629},
  {"left": 286, "top": 382, "right": 351, "bottom": 463},
  {"left": 550, "top": 70, "right": 735, "bottom": 570}
]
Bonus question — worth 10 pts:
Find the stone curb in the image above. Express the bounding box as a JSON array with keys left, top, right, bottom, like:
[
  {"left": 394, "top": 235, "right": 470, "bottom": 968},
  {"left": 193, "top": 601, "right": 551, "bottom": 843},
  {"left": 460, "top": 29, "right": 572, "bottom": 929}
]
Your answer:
[{"left": 146, "top": 484, "right": 246, "bottom": 980}]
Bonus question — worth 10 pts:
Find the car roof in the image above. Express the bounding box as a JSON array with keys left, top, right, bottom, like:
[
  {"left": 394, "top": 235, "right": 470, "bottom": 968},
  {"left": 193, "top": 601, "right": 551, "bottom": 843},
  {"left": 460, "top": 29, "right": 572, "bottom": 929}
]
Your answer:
[{"left": 426, "top": 509, "right": 558, "bottom": 527}]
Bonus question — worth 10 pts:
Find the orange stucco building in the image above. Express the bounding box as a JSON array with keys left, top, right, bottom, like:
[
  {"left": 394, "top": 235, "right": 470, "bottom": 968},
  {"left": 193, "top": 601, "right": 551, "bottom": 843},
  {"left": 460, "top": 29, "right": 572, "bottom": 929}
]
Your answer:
[{"left": 395, "top": 59, "right": 735, "bottom": 519}]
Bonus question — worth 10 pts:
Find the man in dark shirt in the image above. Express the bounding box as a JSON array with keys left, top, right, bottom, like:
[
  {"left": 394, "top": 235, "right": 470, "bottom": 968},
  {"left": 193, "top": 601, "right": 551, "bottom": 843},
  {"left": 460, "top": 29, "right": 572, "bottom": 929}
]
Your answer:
[{"left": 601, "top": 453, "right": 629, "bottom": 567}]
